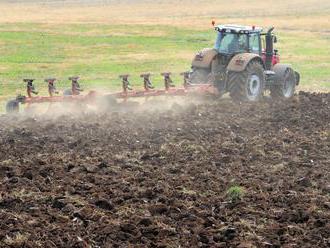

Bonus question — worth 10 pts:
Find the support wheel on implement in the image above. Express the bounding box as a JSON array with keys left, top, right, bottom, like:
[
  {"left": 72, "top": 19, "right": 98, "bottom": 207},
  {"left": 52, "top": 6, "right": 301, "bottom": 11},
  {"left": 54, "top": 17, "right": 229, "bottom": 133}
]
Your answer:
[
  {"left": 6, "top": 99, "right": 19, "bottom": 114},
  {"left": 228, "top": 61, "right": 264, "bottom": 102},
  {"left": 270, "top": 67, "right": 296, "bottom": 99}
]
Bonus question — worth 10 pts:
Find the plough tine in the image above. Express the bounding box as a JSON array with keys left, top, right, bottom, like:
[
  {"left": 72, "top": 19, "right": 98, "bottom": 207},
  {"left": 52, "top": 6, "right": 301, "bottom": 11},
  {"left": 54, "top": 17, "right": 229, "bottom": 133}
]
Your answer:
[
  {"left": 119, "top": 74, "right": 133, "bottom": 96},
  {"left": 44, "top": 78, "right": 58, "bottom": 97},
  {"left": 161, "top": 72, "right": 175, "bottom": 91},
  {"left": 180, "top": 71, "right": 191, "bottom": 89},
  {"left": 69, "top": 76, "right": 83, "bottom": 95},
  {"left": 24, "top": 79, "right": 38, "bottom": 98},
  {"left": 140, "top": 73, "right": 154, "bottom": 91}
]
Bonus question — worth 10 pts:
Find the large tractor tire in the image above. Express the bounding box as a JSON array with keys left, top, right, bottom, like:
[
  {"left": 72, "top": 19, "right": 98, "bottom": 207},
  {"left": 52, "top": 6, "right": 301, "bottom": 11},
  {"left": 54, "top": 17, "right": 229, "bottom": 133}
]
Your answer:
[
  {"left": 270, "top": 67, "right": 296, "bottom": 99},
  {"left": 228, "top": 61, "right": 265, "bottom": 102},
  {"left": 6, "top": 100, "right": 19, "bottom": 114},
  {"left": 189, "top": 68, "right": 211, "bottom": 84}
]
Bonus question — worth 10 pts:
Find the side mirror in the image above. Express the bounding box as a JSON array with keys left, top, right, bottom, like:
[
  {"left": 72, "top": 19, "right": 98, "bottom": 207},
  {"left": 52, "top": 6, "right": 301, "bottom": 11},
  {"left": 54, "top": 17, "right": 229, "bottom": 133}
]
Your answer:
[{"left": 274, "top": 36, "right": 278, "bottom": 43}]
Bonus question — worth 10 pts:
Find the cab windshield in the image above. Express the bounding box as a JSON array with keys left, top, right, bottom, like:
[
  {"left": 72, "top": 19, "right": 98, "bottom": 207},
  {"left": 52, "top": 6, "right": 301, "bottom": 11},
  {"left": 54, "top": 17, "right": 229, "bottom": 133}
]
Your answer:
[{"left": 214, "top": 32, "right": 248, "bottom": 54}]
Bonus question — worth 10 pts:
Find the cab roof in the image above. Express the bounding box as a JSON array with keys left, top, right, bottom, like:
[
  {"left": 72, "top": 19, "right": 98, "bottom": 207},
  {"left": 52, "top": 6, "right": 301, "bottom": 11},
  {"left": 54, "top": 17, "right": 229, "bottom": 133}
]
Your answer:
[{"left": 215, "top": 24, "right": 263, "bottom": 34}]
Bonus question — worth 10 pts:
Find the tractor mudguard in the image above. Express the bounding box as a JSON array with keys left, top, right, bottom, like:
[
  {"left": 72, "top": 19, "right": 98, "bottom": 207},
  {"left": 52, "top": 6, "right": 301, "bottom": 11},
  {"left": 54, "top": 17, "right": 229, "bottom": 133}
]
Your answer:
[
  {"left": 227, "top": 53, "right": 264, "bottom": 72},
  {"left": 192, "top": 48, "right": 218, "bottom": 69},
  {"left": 273, "top": 64, "right": 299, "bottom": 85}
]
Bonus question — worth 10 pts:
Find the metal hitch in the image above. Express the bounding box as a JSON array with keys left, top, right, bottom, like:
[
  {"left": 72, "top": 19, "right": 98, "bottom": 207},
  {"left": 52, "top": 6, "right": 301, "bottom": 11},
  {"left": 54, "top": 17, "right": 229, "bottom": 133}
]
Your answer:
[
  {"left": 140, "top": 73, "right": 154, "bottom": 91},
  {"left": 24, "top": 79, "right": 38, "bottom": 98},
  {"left": 45, "top": 78, "right": 59, "bottom": 97},
  {"left": 119, "top": 74, "right": 133, "bottom": 94},
  {"left": 69, "top": 76, "right": 83, "bottom": 95},
  {"left": 161, "top": 72, "right": 175, "bottom": 91}
]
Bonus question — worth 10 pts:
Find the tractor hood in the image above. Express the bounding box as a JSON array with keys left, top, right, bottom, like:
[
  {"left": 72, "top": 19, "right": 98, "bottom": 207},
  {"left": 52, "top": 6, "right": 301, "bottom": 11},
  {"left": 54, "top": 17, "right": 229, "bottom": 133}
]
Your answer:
[{"left": 192, "top": 48, "right": 218, "bottom": 69}]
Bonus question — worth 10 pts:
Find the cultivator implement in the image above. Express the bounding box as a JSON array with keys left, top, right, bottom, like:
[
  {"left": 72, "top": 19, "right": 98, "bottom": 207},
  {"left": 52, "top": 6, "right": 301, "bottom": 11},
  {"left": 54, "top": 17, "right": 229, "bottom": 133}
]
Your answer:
[{"left": 5, "top": 72, "right": 218, "bottom": 114}]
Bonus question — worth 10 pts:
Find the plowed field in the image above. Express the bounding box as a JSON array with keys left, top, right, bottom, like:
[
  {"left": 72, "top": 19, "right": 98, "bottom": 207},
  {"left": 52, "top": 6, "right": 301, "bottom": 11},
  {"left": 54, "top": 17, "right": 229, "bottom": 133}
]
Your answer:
[{"left": 0, "top": 92, "right": 329, "bottom": 247}]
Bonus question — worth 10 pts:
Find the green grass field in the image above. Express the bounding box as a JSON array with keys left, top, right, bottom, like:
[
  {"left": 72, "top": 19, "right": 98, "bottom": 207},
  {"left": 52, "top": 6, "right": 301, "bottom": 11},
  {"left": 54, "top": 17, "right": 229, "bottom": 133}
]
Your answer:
[
  {"left": 0, "top": 0, "right": 329, "bottom": 112},
  {"left": 0, "top": 23, "right": 212, "bottom": 97}
]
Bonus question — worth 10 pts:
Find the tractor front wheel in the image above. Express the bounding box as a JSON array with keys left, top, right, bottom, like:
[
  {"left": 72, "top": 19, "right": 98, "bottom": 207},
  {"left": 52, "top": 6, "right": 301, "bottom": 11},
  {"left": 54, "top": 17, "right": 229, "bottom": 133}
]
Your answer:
[
  {"left": 270, "top": 68, "right": 296, "bottom": 99},
  {"left": 6, "top": 100, "right": 19, "bottom": 114},
  {"left": 228, "top": 61, "right": 265, "bottom": 102}
]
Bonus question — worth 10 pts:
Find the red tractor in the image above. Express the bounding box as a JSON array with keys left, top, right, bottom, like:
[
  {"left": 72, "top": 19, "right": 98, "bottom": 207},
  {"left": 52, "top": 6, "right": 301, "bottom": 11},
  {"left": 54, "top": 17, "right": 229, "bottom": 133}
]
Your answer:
[{"left": 189, "top": 24, "right": 300, "bottom": 101}]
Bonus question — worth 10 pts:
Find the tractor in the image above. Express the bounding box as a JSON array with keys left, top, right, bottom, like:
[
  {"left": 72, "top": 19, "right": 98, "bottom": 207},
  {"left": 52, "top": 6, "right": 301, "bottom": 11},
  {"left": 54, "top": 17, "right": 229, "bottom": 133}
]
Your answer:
[{"left": 189, "top": 24, "right": 300, "bottom": 101}]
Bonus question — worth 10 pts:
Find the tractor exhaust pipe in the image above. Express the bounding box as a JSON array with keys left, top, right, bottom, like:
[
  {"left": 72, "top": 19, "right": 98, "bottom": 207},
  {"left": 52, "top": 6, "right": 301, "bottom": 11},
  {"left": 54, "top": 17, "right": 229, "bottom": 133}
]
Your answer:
[{"left": 265, "top": 27, "right": 275, "bottom": 70}]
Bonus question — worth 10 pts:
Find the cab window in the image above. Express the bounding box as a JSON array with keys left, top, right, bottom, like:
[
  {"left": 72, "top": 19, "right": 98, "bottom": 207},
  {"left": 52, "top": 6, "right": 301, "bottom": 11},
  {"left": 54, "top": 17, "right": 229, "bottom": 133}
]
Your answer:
[
  {"left": 215, "top": 33, "right": 249, "bottom": 54},
  {"left": 249, "top": 34, "right": 260, "bottom": 54}
]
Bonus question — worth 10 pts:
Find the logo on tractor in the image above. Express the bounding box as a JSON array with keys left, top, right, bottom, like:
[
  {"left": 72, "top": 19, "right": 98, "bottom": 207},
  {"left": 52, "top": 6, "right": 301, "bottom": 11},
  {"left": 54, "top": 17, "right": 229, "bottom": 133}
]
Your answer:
[
  {"left": 235, "top": 58, "right": 244, "bottom": 66},
  {"left": 195, "top": 52, "right": 204, "bottom": 61}
]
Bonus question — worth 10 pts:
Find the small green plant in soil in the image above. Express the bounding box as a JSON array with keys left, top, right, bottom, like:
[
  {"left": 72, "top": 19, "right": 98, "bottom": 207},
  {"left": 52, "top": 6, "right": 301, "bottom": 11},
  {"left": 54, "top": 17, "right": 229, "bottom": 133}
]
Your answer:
[{"left": 226, "top": 186, "right": 245, "bottom": 202}]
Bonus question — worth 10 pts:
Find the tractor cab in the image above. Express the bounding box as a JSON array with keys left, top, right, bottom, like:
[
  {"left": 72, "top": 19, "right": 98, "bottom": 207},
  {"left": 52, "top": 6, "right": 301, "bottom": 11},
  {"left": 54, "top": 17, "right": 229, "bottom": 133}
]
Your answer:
[
  {"left": 214, "top": 25, "right": 263, "bottom": 56},
  {"left": 212, "top": 24, "right": 280, "bottom": 68}
]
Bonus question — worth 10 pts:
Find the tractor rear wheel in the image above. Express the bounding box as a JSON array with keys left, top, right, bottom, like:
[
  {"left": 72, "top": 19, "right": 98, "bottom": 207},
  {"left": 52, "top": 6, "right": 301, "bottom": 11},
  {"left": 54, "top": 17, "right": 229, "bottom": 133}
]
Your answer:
[
  {"left": 270, "top": 68, "right": 296, "bottom": 99},
  {"left": 6, "top": 100, "right": 19, "bottom": 114},
  {"left": 228, "top": 61, "right": 265, "bottom": 102}
]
